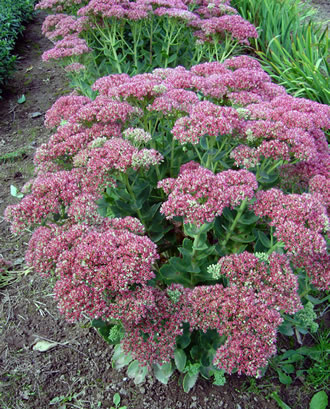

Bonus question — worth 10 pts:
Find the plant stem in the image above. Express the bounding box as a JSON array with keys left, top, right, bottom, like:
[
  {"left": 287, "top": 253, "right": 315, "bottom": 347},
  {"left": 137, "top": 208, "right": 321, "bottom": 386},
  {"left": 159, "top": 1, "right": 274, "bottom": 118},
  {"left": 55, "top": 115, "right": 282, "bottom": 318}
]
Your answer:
[
  {"left": 170, "top": 138, "right": 176, "bottom": 176},
  {"left": 221, "top": 198, "right": 248, "bottom": 250},
  {"left": 123, "top": 173, "right": 144, "bottom": 223}
]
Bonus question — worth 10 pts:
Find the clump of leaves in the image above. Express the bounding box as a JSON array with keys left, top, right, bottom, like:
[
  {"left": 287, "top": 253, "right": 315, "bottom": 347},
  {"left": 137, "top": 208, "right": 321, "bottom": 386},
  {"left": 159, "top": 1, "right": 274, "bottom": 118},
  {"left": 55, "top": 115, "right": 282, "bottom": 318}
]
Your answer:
[{"left": 0, "top": 0, "right": 36, "bottom": 95}]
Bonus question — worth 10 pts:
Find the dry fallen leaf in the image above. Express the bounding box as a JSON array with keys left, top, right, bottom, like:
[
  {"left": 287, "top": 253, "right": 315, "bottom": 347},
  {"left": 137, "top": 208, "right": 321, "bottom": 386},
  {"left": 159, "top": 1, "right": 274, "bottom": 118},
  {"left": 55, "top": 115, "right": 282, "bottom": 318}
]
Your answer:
[{"left": 33, "top": 340, "right": 58, "bottom": 352}]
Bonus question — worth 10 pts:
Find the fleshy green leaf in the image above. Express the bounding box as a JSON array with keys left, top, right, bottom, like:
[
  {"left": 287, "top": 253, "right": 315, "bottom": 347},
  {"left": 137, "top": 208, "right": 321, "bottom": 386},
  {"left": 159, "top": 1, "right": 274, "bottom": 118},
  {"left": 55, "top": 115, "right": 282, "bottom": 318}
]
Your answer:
[
  {"left": 153, "top": 362, "right": 174, "bottom": 385},
  {"left": 113, "top": 393, "right": 120, "bottom": 406},
  {"left": 127, "top": 360, "right": 148, "bottom": 384},
  {"left": 183, "top": 372, "right": 199, "bottom": 393},
  {"left": 174, "top": 349, "right": 187, "bottom": 372},
  {"left": 278, "top": 322, "right": 294, "bottom": 336},
  {"left": 309, "top": 391, "right": 328, "bottom": 409},
  {"left": 277, "top": 369, "right": 293, "bottom": 385},
  {"left": 17, "top": 94, "right": 26, "bottom": 104}
]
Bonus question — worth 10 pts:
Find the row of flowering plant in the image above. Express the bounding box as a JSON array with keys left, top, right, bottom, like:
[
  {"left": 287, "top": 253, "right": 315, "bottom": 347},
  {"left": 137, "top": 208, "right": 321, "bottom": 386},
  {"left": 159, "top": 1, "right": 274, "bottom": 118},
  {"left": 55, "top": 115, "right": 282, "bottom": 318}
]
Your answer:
[
  {"left": 5, "top": 54, "right": 329, "bottom": 389},
  {"left": 36, "top": 0, "right": 258, "bottom": 89}
]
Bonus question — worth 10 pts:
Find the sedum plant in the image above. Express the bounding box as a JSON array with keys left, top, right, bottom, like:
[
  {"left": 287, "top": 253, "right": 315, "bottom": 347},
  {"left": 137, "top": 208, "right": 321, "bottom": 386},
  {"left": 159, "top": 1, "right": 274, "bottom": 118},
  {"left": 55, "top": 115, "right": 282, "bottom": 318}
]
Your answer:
[
  {"left": 5, "top": 56, "right": 330, "bottom": 391},
  {"left": 36, "top": 0, "right": 258, "bottom": 83}
]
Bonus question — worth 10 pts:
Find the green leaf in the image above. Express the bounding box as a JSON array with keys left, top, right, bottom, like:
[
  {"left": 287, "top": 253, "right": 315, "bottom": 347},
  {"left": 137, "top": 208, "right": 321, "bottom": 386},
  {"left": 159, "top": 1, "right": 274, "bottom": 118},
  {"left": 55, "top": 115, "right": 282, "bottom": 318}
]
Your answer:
[
  {"left": 310, "top": 391, "right": 328, "bottom": 409},
  {"left": 307, "top": 294, "right": 330, "bottom": 305},
  {"left": 10, "top": 184, "right": 23, "bottom": 198},
  {"left": 230, "top": 233, "right": 255, "bottom": 243},
  {"left": 190, "top": 345, "right": 202, "bottom": 361},
  {"left": 176, "top": 332, "right": 191, "bottom": 349},
  {"left": 127, "top": 360, "right": 148, "bottom": 384},
  {"left": 238, "top": 212, "right": 259, "bottom": 225},
  {"left": 153, "top": 362, "right": 174, "bottom": 385},
  {"left": 174, "top": 349, "right": 187, "bottom": 372},
  {"left": 169, "top": 256, "right": 200, "bottom": 274},
  {"left": 159, "top": 263, "right": 191, "bottom": 286},
  {"left": 17, "top": 94, "right": 26, "bottom": 104},
  {"left": 277, "top": 369, "right": 293, "bottom": 385},
  {"left": 257, "top": 230, "right": 272, "bottom": 248},
  {"left": 113, "top": 393, "right": 120, "bottom": 406},
  {"left": 10, "top": 184, "right": 17, "bottom": 196},
  {"left": 112, "top": 345, "right": 133, "bottom": 369},
  {"left": 278, "top": 323, "right": 294, "bottom": 336},
  {"left": 183, "top": 372, "right": 199, "bottom": 393},
  {"left": 212, "top": 369, "right": 226, "bottom": 386},
  {"left": 270, "top": 392, "right": 291, "bottom": 409},
  {"left": 199, "top": 135, "right": 208, "bottom": 150},
  {"left": 91, "top": 318, "right": 108, "bottom": 328},
  {"left": 282, "top": 364, "right": 295, "bottom": 374}
]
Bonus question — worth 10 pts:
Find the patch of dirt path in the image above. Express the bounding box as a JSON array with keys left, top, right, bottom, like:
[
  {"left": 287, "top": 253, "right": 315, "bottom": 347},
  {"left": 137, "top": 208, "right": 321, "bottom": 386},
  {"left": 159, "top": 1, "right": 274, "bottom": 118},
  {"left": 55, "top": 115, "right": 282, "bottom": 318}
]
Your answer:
[{"left": 0, "top": 9, "right": 318, "bottom": 409}]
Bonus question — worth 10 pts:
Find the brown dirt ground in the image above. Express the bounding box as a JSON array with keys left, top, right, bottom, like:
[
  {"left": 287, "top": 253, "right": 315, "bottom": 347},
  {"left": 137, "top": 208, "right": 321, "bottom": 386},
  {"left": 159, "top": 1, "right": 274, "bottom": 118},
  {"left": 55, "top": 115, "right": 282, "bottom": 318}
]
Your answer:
[{"left": 0, "top": 8, "right": 327, "bottom": 409}]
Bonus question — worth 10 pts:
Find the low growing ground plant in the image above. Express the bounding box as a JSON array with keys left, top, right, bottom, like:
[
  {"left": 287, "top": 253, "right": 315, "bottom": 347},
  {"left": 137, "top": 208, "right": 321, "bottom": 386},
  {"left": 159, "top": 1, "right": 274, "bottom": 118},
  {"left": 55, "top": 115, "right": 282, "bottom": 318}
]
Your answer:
[{"left": 5, "top": 55, "right": 330, "bottom": 391}]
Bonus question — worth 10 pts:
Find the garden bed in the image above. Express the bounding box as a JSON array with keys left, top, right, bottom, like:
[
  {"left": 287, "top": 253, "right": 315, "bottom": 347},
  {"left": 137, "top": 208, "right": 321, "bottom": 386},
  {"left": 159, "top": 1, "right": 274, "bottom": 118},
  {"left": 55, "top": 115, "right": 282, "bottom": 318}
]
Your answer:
[{"left": 0, "top": 2, "right": 329, "bottom": 408}]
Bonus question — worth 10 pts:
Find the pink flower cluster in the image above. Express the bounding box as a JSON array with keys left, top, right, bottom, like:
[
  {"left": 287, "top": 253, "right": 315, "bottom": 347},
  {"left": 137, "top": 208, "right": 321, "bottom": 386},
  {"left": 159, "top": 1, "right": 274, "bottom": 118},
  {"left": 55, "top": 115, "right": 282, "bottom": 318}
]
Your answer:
[
  {"left": 198, "top": 15, "right": 257, "bottom": 43},
  {"left": 165, "top": 251, "right": 302, "bottom": 376},
  {"left": 42, "top": 35, "right": 90, "bottom": 62},
  {"left": 25, "top": 218, "right": 158, "bottom": 320},
  {"left": 36, "top": 0, "right": 86, "bottom": 12},
  {"left": 171, "top": 101, "right": 240, "bottom": 144},
  {"left": 92, "top": 56, "right": 329, "bottom": 172},
  {"left": 77, "top": 0, "right": 152, "bottom": 20},
  {"left": 42, "top": 14, "right": 90, "bottom": 41},
  {"left": 4, "top": 92, "right": 163, "bottom": 234},
  {"left": 158, "top": 162, "right": 257, "bottom": 226},
  {"left": 309, "top": 174, "right": 330, "bottom": 212},
  {"left": 253, "top": 189, "right": 329, "bottom": 290},
  {"left": 74, "top": 0, "right": 257, "bottom": 45},
  {"left": 120, "top": 287, "right": 188, "bottom": 366},
  {"left": 217, "top": 251, "right": 302, "bottom": 314}
]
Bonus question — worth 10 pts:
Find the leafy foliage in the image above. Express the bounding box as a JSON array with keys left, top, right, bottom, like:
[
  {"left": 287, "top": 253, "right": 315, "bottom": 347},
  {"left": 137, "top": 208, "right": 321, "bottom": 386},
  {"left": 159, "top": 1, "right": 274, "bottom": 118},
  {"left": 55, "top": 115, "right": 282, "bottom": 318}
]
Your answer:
[
  {"left": 0, "top": 0, "right": 36, "bottom": 95},
  {"left": 233, "top": 0, "right": 329, "bottom": 104}
]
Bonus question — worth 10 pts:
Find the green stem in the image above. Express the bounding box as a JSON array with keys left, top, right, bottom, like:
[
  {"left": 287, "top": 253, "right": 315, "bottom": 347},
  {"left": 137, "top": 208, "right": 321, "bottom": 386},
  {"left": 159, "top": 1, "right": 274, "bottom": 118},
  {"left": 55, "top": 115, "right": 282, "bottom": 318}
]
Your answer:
[
  {"left": 163, "top": 20, "right": 184, "bottom": 68},
  {"left": 170, "top": 138, "right": 176, "bottom": 176},
  {"left": 268, "top": 159, "right": 284, "bottom": 173},
  {"left": 131, "top": 22, "right": 141, "bottom": 71},
  {"left": 96, "top": 19, "right": 122, "bottom": 73},
  {"left": 191, "top": 232, "right": 203, "bottom": 260},
  {"left": 123, "top": 173, "right": 144, "bottom": 223},
  {"left": 221, "top": 198, "right": 248, "bottom": 250},
  {"left": 193, "top": 144, "right": 203, "bottom": 164}
]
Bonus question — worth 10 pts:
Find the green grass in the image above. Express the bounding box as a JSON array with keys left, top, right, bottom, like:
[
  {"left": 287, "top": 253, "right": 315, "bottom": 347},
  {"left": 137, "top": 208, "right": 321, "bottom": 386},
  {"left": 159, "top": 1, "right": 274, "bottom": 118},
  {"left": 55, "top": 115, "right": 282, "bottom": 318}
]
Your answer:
[
  {"left": 232, "top": 0, "right": 329, "bottom": 104},
  {"left": 0, "top": 147, "right": 31, "bottom": 163}
]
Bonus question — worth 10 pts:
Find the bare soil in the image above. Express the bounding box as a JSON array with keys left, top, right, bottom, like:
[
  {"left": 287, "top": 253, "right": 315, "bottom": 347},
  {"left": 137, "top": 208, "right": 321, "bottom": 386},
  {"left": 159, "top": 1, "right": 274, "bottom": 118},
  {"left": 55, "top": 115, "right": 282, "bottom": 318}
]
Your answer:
[{"left": 0, "top": 8, "right": 327, "bottom": 409}]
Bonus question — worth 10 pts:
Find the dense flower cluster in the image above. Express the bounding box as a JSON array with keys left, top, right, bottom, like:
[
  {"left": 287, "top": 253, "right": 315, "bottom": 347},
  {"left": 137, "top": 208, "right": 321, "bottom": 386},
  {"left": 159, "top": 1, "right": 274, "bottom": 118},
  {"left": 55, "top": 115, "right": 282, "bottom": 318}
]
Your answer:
[
  {"left": 186, "top": 284, "right": 283, "bottom": 376},
  {"left": 42, "top": 14, "right": 89, "bottom": 41},
  {"left": 36, "top": 0, "right": 86, "bottom": 13},
  {"left": 42, "top": 35, "right": 90, "bottom": 62},
  {"left": 253, "top": 189, "right": 329, "bottom": 290},
  {"left": 158, "top": 163, "right": 257, "bottom": 225},
  {"left": 26, "top": 218, "right": 158, "bottom": 321},
  {"left": 215, "top": 251, "right": 302, "bottom": 314}
]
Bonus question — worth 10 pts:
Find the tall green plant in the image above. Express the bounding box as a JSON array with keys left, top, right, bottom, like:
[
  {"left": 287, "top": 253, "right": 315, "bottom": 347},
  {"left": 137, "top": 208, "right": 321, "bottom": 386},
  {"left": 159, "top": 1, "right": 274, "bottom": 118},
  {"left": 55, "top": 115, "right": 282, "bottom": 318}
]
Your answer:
[{"left": 232, "top": 0, "right": 329, "bottom": 104}]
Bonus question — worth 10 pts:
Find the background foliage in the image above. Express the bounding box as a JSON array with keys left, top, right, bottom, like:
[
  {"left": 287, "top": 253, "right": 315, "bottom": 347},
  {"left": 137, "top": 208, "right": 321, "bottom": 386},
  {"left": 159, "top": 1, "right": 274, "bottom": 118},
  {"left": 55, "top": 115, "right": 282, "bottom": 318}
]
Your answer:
[{"left": 0, "top": 0, "right": 36, "bottom": 96}]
